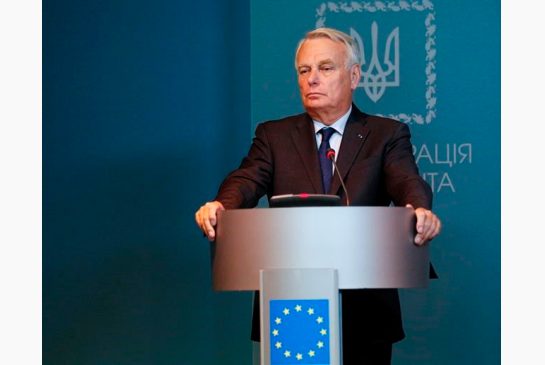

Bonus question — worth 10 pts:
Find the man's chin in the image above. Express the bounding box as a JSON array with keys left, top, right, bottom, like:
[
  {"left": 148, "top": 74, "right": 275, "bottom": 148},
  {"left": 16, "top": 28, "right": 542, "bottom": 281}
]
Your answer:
[{"left": 303, "top": 100, "right": 326, "bottom": 111}]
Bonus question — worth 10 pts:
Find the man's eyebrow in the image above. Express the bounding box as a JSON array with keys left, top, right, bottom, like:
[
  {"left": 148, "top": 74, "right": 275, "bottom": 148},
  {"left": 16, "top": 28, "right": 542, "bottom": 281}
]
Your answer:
[
  {"left": 318, "top": 59, "right": 335, "bottom": 66},
  {"left": 297, "top": 59, "right": 336, "bottom": 69}
]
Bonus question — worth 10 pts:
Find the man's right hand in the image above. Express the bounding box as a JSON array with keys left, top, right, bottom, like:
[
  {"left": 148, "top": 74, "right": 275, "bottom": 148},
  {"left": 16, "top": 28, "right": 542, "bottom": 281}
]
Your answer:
[{"left": 195, "top": 201, "right": 225, "bottom": 241}]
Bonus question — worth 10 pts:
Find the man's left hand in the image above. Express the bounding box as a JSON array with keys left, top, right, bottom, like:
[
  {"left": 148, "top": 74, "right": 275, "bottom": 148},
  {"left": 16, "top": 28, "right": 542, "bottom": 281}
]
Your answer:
[{"left": 406, "top": 204, "right": 442, "bottom": 246}]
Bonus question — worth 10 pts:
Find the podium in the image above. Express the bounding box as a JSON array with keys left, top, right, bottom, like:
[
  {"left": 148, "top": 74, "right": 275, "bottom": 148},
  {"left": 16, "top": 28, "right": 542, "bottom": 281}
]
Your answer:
[{"left": 212, "top": 207, "right": 428, "bottom": 365}]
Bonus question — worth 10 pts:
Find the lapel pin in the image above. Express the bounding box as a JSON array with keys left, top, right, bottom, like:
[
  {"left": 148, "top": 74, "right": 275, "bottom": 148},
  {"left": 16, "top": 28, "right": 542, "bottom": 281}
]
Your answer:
[{"left": 357, "top": 133, "right": 363, "bottom": 139}]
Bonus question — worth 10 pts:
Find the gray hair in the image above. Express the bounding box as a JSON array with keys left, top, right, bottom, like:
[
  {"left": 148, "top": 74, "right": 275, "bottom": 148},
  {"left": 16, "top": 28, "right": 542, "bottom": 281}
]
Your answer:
[{"left": 294, "top": 27, "right": 361, "bottom": 70}]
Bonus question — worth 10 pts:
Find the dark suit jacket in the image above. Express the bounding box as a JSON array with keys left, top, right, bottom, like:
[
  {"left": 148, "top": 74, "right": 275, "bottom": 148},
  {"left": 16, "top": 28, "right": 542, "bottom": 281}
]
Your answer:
[{"left": 215, "top": 104, "right": 433, "bottom": 344}]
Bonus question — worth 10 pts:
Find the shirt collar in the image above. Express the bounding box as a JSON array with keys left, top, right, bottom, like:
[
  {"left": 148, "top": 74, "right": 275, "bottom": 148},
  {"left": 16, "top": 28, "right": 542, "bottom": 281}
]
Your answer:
[{"left": 312, "top": 105, "right": 352, "bottom": 135}]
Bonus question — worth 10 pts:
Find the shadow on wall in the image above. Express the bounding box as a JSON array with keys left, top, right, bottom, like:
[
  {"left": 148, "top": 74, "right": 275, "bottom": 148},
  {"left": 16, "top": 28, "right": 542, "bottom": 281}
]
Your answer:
[{"left": 43, "top": 153, "right": 253, "bottom": 365}]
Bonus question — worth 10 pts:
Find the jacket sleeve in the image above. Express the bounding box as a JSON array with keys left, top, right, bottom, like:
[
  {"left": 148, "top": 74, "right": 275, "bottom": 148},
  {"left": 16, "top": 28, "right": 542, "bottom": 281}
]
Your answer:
[
  {"left": 383, "top": 123, "right": 433, "bottom": 209},
  {"left": 214, "top": 123, "right": 274, "bottom": 209}
]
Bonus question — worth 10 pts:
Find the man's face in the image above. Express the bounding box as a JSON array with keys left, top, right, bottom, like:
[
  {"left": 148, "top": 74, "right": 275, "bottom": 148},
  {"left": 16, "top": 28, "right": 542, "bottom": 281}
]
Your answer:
[{"left": 296, "top": 38, "right": 360, "bottom": 122}]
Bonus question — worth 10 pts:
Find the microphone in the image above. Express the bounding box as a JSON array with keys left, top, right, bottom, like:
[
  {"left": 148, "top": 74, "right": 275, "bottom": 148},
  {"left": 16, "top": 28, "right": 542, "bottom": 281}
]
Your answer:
[{"left": 326, "top": 148, "right": 350, "bottom": 206}]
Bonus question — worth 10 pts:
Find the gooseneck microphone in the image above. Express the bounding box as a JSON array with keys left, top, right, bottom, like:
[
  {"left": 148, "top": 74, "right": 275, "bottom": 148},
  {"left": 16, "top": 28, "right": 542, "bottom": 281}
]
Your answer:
[{"left": 326, "top": 148, "right": 350, "bottom": 206}]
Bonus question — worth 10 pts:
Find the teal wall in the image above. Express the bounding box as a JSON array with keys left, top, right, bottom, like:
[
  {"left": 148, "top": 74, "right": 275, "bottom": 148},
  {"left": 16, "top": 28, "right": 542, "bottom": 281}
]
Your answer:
[
  {"left": 44, "top": 1, "right": 500, "bottom": 364},
  {"left": 43, "top": 1, "right": 254, "bottom": 364}
]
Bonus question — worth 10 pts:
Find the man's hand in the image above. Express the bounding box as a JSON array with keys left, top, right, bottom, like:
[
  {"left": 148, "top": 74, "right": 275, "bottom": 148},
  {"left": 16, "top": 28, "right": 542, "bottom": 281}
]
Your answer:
[
  {"left": 195, "top": 201, "right": 225, "bottom": 241},
  {"left": 406, "top": 204, "right": 442, "bottom": 246}
]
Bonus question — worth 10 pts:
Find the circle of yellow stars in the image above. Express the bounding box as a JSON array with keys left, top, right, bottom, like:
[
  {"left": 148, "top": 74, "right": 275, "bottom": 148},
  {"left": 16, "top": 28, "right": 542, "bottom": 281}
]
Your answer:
[{"left": 271, "top": 303, "right": 328, "bottom": 361}]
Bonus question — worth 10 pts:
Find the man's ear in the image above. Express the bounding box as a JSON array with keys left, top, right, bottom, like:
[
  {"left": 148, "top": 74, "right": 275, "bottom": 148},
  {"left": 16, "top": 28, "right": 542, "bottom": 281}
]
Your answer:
[{"left": 350, "top": 64, "right": 361, "bottom": 89}]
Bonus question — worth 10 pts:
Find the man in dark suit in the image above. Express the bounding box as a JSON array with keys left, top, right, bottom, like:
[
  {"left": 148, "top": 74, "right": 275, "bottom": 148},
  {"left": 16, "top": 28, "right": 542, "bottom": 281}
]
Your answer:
[{"left": 195, "top": 27, "right": 441, "bottom": 364}]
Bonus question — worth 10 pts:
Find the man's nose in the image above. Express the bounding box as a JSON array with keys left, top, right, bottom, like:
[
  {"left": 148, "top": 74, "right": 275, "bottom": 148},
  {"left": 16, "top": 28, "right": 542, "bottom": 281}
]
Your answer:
[{"left": 307, "top": 69, "right": 320, "bottom": 86}]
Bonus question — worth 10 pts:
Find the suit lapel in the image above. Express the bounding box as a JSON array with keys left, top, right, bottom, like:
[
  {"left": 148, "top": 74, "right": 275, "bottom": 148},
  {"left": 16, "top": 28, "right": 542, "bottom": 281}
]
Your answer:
[
  {"left": 291, "top": 115, "right": 323, "bottom": 193},
  {"left": 329, "top": 107, "right": 370, "bottom": 196}
]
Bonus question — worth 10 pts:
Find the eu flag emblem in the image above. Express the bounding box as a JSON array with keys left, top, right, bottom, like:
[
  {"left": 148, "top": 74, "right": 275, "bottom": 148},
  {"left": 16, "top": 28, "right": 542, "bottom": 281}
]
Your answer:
[{"left": 269, "top": 299, "right": 329, "bottom": 364}]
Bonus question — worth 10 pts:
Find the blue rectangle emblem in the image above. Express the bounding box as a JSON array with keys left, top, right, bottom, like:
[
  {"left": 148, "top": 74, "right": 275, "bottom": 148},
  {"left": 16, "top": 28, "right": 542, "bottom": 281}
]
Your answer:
[{"left": 269, "top": 299, "right": 330, "bottom": 365}]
